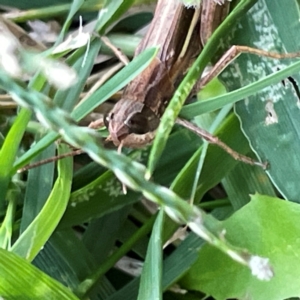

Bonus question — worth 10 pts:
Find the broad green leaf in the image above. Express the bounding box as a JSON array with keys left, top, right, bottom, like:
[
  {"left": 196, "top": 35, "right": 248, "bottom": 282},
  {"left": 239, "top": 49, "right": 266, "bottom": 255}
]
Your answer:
[
  {"left": 220, "top": 0, "right": 300, "bottom": 202},
  {"left": 181, "top": 194, "right": 300, "bottom": 300}
]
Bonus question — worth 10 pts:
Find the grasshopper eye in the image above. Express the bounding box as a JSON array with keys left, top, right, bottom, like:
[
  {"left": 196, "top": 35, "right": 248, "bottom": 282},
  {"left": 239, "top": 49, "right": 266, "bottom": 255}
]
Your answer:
[
  {"left": 125, "top": 113, "right": 149, "bottom": 134},
  {"left": 125, "top": 106, "right": 160, "bottom": 134},
  {"left": 104, "top": 112, "right": 113, "bottom": 128}
]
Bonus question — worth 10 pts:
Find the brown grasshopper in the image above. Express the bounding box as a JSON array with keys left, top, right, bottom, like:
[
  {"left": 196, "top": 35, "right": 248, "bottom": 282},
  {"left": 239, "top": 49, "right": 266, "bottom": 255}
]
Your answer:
[
  {"left": 19, "top": 0, "right": 300, "bottom": 172},
  {"left": 104, "top": 0, "right": 300, "bottom": 159},
  {"left": 105, "top": 0, "right": 230, "bottom": 148}
]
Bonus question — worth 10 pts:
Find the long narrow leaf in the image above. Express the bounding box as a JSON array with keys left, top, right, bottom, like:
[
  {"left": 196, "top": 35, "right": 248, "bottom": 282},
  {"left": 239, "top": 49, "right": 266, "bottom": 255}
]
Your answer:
[
  {"left": 137, "top": 210, "right": 164, "bottom": 300},
  {"left": 11, "top": 144, "right": 72, "bottom": 261},
  {"left": 0, "top": 248, "right": 79, "bottom": 299}
]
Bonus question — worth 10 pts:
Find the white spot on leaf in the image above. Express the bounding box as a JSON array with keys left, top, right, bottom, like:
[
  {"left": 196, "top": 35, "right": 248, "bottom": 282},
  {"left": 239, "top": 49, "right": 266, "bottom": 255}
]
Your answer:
[{"left": 265, "top": 100, "right": 278, "bottom": 125}]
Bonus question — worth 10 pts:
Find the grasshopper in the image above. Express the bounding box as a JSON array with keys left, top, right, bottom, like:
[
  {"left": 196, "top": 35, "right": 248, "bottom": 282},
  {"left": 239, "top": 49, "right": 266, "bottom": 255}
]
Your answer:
[
  {"left": 105, "top": 0, "right": 230, "bottom": 148},
  {"left": 104, "top": 0, "right": 300, "bottom": 159},
  {"left": 19, "top": 0, "right": 300, "bottom": 171}
]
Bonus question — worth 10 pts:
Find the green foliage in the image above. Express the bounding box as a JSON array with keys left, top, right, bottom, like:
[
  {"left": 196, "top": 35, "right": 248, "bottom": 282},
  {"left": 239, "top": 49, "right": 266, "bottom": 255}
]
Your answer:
[
  {"left": 181, "top": 194, "right": 300, "bottom": 300},
  {"left": 0, "top": 0, "right": 300, "bottom": 299}
]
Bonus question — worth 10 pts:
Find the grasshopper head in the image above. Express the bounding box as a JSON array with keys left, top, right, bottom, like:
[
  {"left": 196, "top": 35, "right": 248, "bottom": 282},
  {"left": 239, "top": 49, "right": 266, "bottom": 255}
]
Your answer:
[{"left": 105, "top": 99, "right": 160, "bottom": 147}]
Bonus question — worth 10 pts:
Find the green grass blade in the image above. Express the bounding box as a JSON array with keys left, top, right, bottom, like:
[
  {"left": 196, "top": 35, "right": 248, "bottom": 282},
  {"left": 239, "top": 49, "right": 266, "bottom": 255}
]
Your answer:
[
  {"left": 180, "top": 60, "right": 300, "bottom": 118},
  {"left": 0, "top": 189, "right": 17, "bottom": 249},
  {"left": 95, "top": 0, "right": 135, "bottom": 33},
  {"left": 137, "top": 211, "right": 164, "bottom": 300},
  {"left": 20, "top": 144, "right": 55, "bottom": 232},
  {"left": 0, "top": 108, "right": 31, "bottom": 207},
  {"left": 0, "top": 248, "right": 79, "bottom": 299},
  {"left": 11, "top": 144, "right": 72, "bottom": 261},
  {"left": 56, "top": 0, "right": 85, "bottom": 45}
]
